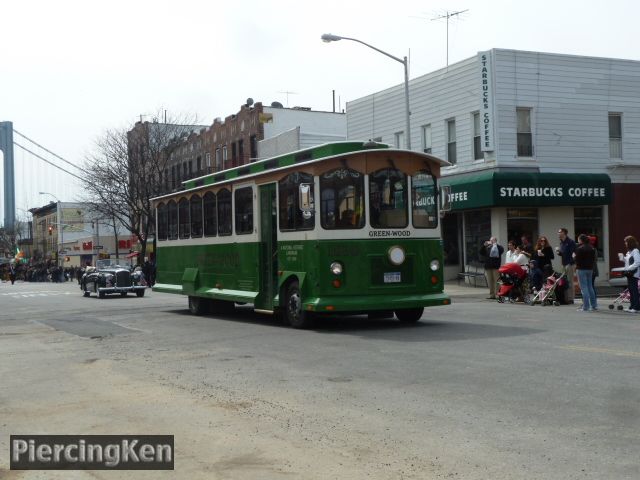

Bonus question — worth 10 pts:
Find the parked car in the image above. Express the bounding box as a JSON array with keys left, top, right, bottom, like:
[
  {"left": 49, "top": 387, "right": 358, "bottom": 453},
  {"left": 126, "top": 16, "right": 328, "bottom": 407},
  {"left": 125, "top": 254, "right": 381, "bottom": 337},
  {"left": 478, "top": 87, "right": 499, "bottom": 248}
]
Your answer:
[{"left": 81, "top": 261, "right": 147, "bottom": 298}]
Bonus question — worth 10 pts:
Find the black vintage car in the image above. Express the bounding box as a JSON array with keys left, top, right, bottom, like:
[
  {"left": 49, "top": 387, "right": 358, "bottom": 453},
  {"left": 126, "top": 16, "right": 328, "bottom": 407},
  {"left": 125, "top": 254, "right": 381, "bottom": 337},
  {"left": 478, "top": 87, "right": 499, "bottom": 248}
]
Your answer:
[{"left": 81, "top": 261, "right": 147, "bottom": 298}]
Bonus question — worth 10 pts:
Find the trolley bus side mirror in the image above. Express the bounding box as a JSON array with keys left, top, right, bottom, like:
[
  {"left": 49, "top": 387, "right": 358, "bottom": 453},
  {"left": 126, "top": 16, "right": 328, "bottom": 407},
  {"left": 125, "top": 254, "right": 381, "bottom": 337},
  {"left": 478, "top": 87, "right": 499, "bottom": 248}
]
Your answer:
[
  {"left": 299, "top": 183, "right": 314, "bottom": 213},
  {"left": 440, "top": 185, "right": 452, "bottom": 212}
]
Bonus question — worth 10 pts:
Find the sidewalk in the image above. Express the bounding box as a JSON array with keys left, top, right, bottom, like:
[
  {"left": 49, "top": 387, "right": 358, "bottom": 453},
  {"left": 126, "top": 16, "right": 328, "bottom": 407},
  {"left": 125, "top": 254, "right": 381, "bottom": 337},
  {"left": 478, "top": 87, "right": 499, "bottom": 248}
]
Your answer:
[{"left": 444, "top": 280, "right": 623, "bottom": 300}]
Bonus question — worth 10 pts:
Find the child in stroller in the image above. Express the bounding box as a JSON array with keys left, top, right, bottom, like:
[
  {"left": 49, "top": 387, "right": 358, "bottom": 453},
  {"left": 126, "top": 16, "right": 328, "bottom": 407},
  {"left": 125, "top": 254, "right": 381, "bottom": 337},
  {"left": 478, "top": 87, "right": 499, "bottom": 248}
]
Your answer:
[
  {"left": 497, "top": 262, "right": 530, "bottom": 303},
  {"left": 529, "top": 270, "right": 568, "bottom": 306}
]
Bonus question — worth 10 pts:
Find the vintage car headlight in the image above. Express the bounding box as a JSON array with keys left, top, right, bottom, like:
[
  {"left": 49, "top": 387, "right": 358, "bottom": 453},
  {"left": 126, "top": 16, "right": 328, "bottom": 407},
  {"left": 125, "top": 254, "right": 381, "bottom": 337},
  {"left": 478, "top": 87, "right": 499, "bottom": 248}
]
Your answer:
[
  {"left": 388, "top": 246, "right": 406, "bottom": 265},
  {"left": 430, "top": 259, "right": 440, "bottom": 271},
  {"left": 330, "top": 262, "right": 343, "bottom": 275}
]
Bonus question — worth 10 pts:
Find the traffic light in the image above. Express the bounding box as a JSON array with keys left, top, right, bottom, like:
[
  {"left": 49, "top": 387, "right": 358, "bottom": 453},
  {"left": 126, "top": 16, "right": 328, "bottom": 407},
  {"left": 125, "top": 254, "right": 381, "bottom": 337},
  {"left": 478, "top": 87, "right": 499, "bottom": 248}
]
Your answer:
[{"left": 48, "top": 226, "right": 53, "bottom": 236}]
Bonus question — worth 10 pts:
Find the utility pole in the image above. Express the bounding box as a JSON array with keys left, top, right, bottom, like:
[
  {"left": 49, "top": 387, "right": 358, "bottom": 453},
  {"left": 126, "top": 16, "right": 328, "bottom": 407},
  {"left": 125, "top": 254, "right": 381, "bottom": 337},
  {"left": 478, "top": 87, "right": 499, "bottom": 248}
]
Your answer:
[{"left": 431, "top": 9, "right": 469, "bottom": 67}]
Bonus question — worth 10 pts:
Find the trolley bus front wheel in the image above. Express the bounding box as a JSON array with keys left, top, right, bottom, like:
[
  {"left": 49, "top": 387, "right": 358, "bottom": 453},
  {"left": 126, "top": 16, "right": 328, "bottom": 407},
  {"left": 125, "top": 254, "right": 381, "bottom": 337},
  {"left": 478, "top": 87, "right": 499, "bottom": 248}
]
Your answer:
[
  {"left": 395, "top": 308, "right": 424, "bottom": 323},
  {"left": 188, "top": 296, "right": 208, "bottom": 315},
  {"left": 284, "top": 281, "right": 313, "bottom": 329}
]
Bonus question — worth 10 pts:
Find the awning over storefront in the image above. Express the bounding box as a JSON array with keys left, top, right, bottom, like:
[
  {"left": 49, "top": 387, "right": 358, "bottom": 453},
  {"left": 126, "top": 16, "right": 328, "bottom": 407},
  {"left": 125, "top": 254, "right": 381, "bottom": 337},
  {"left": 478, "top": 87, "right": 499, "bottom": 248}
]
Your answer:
[{"left": 440, "top": 172, "right": 611, "bottom": 210}]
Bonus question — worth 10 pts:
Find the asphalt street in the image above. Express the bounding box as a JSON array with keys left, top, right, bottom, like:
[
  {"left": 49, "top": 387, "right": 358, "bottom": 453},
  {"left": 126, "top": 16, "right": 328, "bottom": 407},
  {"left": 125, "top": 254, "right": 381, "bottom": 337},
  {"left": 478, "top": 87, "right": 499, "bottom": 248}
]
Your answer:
[{"left": 0, "top": 280, "right": 638, "bottom": 479}]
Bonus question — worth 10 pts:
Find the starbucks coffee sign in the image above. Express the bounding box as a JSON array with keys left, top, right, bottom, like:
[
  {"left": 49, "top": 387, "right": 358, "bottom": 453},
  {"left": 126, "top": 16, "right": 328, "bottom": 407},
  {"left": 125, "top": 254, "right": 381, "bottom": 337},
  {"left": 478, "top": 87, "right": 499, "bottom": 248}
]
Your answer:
[
  {"left": 441, "top": 172, "right": 611, "bottom": 210},
  {"left": 478, "top": 51, "right": 495, "bottom": 152}
]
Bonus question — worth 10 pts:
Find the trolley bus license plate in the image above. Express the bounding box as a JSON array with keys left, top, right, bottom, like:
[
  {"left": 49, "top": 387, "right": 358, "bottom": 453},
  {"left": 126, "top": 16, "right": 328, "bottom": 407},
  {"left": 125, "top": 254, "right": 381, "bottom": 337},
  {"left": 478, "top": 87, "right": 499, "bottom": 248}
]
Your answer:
[{"left": 384, "top": 272, "right": 401, "bottom": 283}]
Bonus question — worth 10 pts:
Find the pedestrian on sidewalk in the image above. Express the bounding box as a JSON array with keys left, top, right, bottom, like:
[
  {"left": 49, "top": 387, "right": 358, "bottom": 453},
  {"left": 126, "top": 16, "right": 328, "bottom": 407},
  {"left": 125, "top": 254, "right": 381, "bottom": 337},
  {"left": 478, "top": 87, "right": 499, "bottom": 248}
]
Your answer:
[
  {"left": 532, "top": 235, "right": 555, "bottom": 278},
  {"left": 620, "top": 235, "right": 640, "bottom": 313},
  {"left": 556, "top": 228, "right": 577, "bottom": 304},
  {"left": 574, "top": 234, "right": 597, "bottom": 312},
  {"left": 481, "top": 236, "right": 504, "bottom": 300}
]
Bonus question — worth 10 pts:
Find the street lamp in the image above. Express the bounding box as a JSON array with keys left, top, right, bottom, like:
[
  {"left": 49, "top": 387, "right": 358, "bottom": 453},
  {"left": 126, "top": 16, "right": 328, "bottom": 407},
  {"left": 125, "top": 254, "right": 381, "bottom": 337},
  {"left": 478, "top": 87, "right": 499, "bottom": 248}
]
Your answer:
[
  {"left": 39, "top": 191, "right": 63, "bottom": 267},
  {"left": 321, "top": 33, "right": 411, "bottom": 150}
]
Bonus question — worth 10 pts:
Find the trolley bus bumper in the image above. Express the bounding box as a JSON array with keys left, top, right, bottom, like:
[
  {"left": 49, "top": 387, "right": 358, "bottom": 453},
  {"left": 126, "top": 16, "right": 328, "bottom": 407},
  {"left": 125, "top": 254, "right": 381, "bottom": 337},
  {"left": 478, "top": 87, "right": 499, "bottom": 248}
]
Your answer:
[{"left": 302, "top": 292, "right": 450, "bottom": 313}]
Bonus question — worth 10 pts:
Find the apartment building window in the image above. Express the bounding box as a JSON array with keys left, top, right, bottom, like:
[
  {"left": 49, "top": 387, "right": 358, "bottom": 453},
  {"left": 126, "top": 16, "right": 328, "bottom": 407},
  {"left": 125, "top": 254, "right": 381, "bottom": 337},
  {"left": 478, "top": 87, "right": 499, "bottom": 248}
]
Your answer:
[
  {"left": 238, "top": 139, "right": 244, "bottom": 164},
  {"left": 421, "top": 124, "right": 432, "bottom": 154},
  {"left": 473, "top": 112, "right": 483, "bottom": 160},
  {"left": 609, "top": 113, "right": 622, "bottom": 159},
  {"left": 517, "top": 108, "right": 533, "bottom": 157},
  {"left": 394, "top": 131, "right": 405, "bottom": 149},
  {"left": 215, "top": 149, "right": 221, "bottom": 172},
  {"left": 447, "top": 119, "right": 457, "bottom": 165},
  {"left": 206, "top": 152, "right": 211, "bottom": 172},
  {"left": 231, "top": 142, "right": 237, "bottom": 167},
  {"left": 222, "top": 146, "right": 228, "bottom": 170},
  {"left": 196, "top": 156, "right": 202, "bottom": 174},
  {"left": 250, "top": 135, "right": 258, "bottom": 161}
]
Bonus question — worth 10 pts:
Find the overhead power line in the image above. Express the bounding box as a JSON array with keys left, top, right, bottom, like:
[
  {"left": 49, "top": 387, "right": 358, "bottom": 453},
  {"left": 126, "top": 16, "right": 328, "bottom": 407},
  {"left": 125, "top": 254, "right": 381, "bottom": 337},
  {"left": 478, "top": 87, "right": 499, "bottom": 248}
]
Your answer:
[
  {"left": 13, "top": 141, "right": 85, "bottom": 182},
  {"left": 13, "top": 128, "right": 89, "bottom": 175}
]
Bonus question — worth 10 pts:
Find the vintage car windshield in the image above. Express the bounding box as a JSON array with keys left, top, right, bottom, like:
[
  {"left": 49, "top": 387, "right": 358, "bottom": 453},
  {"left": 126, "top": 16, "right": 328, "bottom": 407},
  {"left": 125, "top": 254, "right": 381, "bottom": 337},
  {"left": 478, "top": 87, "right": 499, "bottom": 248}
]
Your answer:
[{"left": 96, "top": 259, "right": 126, "bottom": 270}]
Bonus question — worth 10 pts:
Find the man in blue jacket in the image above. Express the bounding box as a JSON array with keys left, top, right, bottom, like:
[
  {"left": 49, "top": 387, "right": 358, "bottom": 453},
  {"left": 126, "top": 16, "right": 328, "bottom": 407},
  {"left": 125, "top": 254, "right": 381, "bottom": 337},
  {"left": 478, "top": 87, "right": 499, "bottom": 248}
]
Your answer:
[
  {"left": 481, "top": 236, "right": 504, "bottom": 300},
  {"left": 556, "top": 228, "right": 577, "bottom": 304}
]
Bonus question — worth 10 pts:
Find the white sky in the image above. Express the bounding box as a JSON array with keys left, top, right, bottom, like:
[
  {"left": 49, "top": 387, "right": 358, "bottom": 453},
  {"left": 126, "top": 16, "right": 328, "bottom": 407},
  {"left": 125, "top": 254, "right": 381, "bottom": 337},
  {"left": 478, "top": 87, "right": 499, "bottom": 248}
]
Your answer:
[{"left": 2, "top": 0, "right": 640, "bottom": 223}]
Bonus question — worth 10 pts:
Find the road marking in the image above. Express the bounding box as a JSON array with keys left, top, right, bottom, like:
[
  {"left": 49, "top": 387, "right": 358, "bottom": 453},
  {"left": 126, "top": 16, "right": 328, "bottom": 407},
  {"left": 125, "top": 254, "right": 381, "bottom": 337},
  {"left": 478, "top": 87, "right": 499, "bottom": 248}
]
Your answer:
[
  {"left": 559, "top": 345, "right": 640, "bottom": 358},
  {"left": 1, "top": 291, "right": 73, "bottom": 298}
]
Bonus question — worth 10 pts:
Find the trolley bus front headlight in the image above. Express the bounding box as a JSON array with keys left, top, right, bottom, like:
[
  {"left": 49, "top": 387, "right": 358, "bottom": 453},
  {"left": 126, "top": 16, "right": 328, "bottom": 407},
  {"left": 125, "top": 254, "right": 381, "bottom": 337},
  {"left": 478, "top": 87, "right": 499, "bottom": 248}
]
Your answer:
[
  {"left": 388, "top": 246, "right": 406, "bottom": 266},
  {"left": 330, "top": 262, "right": 343, "bottom": 276},
  {"left": 430, "top": 259, "right": 440, "bottom": 271}
]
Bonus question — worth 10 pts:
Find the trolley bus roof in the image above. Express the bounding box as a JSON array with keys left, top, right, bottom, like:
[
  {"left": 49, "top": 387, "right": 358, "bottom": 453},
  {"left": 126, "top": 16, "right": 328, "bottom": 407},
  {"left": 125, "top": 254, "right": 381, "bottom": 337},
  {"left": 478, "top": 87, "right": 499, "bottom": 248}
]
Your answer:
[{"left": 151, "top": 141, "right": 449, "bottom": 203}]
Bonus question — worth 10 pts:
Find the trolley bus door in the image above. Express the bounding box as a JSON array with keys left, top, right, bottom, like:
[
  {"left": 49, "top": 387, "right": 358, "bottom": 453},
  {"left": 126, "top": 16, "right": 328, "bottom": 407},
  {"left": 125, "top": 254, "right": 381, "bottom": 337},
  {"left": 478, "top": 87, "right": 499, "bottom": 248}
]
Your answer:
[{"left": 256, "top": 183, "right": 278, "bottom": 311}]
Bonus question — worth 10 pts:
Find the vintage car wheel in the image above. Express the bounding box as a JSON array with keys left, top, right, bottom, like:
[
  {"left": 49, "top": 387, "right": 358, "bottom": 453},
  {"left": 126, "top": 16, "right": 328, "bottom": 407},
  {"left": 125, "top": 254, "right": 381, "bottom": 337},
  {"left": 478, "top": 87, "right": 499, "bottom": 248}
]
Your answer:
[
  {"left": 83, "top": 290, "right": 90, "bottom": 297},
  {"left": 121, "top": 292, "right": 127, "bottom": 297},
  {"left": 98, "top": 290, "right": 106, "bottom": 299},
  {"left": 188, "top": 296, "right": 208, "bottom": 315},
  {"left": 395, "top": 308, "right": 424, "bottom": 323},
  {"left": 136, "top": 289, "right": 145, "bottom": 297}
]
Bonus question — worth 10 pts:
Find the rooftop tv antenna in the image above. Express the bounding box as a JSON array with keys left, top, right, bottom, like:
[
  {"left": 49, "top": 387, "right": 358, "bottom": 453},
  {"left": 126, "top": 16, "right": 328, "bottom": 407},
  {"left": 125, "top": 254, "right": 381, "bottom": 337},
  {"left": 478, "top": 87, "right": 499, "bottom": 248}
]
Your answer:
[
  {"left": 431, "top": 9, "right": 469, "bottom": 67},
  {"left": 277, "top": 91, "right": 298, "bottom": 107}
]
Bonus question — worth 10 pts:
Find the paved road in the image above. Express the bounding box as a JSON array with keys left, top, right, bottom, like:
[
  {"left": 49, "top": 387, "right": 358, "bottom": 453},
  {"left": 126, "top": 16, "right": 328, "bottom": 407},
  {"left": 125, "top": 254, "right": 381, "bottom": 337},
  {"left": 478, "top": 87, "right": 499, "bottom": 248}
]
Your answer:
[{"left": 0, "top": 280, "right": 638, "bottom": 479}]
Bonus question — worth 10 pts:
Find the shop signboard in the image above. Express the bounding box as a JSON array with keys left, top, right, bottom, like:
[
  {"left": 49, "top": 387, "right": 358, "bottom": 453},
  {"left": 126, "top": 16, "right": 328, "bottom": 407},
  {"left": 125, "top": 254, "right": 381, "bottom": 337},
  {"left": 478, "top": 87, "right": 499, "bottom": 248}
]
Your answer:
[{"left": 441, "top": 172, "right": 611, "bottom": 211}]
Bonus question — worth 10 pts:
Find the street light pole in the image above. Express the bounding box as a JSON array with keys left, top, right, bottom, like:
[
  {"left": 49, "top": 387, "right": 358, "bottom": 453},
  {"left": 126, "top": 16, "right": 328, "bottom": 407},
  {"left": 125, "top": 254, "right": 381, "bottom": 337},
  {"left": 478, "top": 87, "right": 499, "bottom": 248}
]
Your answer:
[
  {"left": 321, "top": 33, "right": 411, "bottom": 150},
  {"left": 39, "top": 191, "right": 63, "bottom": 268}
]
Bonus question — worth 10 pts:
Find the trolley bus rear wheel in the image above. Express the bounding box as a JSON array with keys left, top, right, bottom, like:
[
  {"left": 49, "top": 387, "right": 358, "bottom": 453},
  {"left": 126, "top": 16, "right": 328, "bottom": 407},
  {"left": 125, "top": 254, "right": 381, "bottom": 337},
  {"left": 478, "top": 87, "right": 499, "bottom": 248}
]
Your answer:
[
  {"left": 395, "top": 308, "right": 424, "bottom": 323},
  {"left": 188, "top": 296, "right": 208, "bottom": 315},
  {"left": 284, "top": 281, "right": 313, "bottom": 329}
]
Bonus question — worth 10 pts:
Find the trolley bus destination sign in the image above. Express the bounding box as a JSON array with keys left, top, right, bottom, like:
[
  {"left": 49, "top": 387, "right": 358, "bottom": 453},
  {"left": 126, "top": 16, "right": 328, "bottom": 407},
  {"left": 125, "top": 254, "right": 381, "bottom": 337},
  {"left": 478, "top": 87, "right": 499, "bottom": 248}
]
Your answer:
[{"left": 369, "top": 230, "right": 411, "bottom": 238}]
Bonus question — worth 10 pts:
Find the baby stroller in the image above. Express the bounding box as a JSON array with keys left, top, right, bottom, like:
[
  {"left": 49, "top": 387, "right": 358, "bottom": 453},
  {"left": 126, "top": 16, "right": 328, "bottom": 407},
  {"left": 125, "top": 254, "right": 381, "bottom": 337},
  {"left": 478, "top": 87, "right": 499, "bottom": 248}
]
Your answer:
[
  {"left": 528, "top": 271, "right": 567, "bottom": 306},
  {"left": 497, "top": 263, "right": 530, "bottom": 303},
  {"left": 608, "top": 278, "right": 640, "bottom": 310}
]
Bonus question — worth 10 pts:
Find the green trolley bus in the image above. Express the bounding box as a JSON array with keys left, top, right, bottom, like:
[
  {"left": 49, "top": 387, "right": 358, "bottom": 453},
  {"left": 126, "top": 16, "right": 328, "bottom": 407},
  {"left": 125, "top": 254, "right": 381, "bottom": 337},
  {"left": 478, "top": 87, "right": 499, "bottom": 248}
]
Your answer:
[{"left": 152, "top": 141, "right": 450, "bottom": 328}]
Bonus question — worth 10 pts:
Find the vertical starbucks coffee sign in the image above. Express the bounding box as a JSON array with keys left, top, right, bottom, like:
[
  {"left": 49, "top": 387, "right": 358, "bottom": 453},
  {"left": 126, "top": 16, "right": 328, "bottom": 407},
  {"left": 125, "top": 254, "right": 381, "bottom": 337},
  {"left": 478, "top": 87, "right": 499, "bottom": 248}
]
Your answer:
[{"left": 478, "top": 51, "right": 495, "bottom": 152}]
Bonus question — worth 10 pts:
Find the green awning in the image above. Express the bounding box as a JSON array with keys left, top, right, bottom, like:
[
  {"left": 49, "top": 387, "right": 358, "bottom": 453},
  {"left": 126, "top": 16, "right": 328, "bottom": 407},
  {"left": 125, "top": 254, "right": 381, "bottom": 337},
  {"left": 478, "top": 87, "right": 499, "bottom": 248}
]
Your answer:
[{"left": 441, "top": 172, "right": 611, "bottom": 210}]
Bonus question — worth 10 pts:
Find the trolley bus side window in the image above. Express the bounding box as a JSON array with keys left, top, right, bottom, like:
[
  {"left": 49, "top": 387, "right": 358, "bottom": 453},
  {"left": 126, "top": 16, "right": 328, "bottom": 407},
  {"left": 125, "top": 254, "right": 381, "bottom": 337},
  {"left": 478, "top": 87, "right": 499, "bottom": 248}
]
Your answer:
[
  {"left": 235, "top": 186, "right": 254, "bottom": 234},
  {"left": 369, "top": 168, "right": 408, "bottom": 228},
  {"left": 190, "top": 194, "right": 203, "bottom": 238},
  {"left": 157, "top": 202, "right": 167, "bottom": 241},
  {"left": 203, "top": 191, "right": 217, "bottom": 237},
  {"left": 179, "top": 197, "right": 190, "bottom": 239},
  {"left": 320, "top": 167, "right": 365, "bottom": 229},
  {"left": 412, "top": 170, "right": 438, "bottom": 229},
  {"left": 217, "top": 188, "right": 232, "bottom": 236},
  {"left": 168, "top": 200, "right": 178, "bottom": 240},
  {"left": 279, "top": 172, "right": 315, "bottom": 231}
]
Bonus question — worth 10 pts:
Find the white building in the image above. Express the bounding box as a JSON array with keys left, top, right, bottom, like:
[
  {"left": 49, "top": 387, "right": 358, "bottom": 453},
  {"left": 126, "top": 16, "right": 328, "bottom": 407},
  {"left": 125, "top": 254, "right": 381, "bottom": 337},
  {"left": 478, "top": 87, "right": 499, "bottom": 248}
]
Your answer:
[{"left": 347, "top": 48, "right": 640, "bottom": 281}]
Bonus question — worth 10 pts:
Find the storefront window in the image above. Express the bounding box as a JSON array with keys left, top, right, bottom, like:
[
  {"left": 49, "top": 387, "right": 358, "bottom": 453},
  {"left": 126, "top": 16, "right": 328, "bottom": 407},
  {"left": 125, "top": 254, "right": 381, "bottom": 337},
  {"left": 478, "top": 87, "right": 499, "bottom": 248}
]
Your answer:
[
  {"left": 441, "top": 213, "right": 459, "bottom": 266},
  {"left": 574, "top": 207, "right": 604, "bottom": 259},
  {"left": 464, "top": 209, "right": 491, "bottom": 263},
  {"left": 507, "top": 208, "right": 538, "bottom": 247}
]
